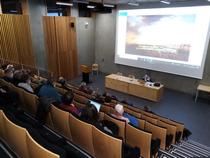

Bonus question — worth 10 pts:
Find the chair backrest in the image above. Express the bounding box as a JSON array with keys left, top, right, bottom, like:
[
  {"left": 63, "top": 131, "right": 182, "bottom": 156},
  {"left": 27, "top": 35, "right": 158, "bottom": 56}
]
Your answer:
[
  {"left": 73, "top": 100, "right": 86, "bottom": 109},
  {"left": 92, "top": 126, "right": 122, "bottom": 158},
  {"left": 10, "top": 84, "right": 24, "bottom": 104},
  {"left": 23, "top": 91, "right": 38, "bottom": 115},
  {"left": 50, "top": 105, "right": 72, "bottom": 140},
  {"left": 0, "top": 110, "right": 5, "bottom": 139},
  {"left": 56, "top": 87, "right": 67, "bottom": 95},
  {"left": 138, "top": 118, "right": 146, "bottom": 130},
  {"left": 0, "top": 69, "right": 5, "bottom": 77},
  {"left": 0, "top": 78, "right": 11, "bottom": 88},
  {"left": 126, "top": 123, "right": 152, "bottom": 158},
  {"left": 158, "top": 120, "right": 177, "bottom": 144},
  {"left": 157, "top": 116, "right": 184, "bottom": 140},
  {"left": 74, "top": 94, "right": 89, "bottom": 104},
  {"left": 98, "top": 112, "right": 104, "bottom": 121},
  {"left": 124, "top": 107, "right": 141, "bottom": 118},
  {"left": 145, "top": 121, "right": 167, "bottom": 150},
  {"left": 2, "top": 111, "right": 30, "bottom": 158},
  {"left": 142, "top": 115, "right": 158, "bottom": 125},
  {"left": 104, "top": 114, "right": 126, "bottom": 141},
  {"left": 26, "top": 131, "right": 60, "bottom": 158},
  {"left": 100, "top": 105, "right": 111, "bottom": 114},
  {"left": 69, "top": 114, "right": 95, "bottom": 156}
]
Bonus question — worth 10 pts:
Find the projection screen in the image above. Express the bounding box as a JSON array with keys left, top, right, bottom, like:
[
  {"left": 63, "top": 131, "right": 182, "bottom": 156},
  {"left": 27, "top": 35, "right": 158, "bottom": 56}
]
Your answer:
[{"left": 115, "top": 6, "right": 210, "bottom": 79}]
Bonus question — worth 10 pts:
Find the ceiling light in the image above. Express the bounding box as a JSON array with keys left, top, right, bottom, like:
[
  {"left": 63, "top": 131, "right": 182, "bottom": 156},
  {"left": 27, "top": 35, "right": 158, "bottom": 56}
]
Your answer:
[
  {"left": 128, "top": 2, "right": 139, "bottom": 6},
  {"left": 103, "top": 4, "right": 115, "bottom": 8},
  {"left": 208, "top": 0, "right": 210, "bottom": 2},
  {"left": 56, "top": 2, "right": 73, "bottom": 6},
  {"left": 160, "top": 0, "right": 171, "bottom": 4},
  {"left": 87, "top": 5, "right": 95, "bottom": 9}
]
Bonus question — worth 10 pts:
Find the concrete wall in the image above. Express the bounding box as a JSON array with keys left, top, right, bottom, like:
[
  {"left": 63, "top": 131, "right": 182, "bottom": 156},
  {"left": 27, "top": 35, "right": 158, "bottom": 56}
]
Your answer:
[
  {"left": 94, "top": 10, "right": 210, "bottom": 94},
  {"left": 28, "top": 0, "right": 47, "bottom": 71},
  {"left": 76, "top": 18, "right": 95, "bottom": 72}
]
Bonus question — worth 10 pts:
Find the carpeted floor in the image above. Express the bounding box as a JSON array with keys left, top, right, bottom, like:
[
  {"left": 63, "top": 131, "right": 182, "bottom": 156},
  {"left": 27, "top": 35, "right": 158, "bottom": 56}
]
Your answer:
[{"left": 70, "top": 73, "right": 210, "bottom": 147}]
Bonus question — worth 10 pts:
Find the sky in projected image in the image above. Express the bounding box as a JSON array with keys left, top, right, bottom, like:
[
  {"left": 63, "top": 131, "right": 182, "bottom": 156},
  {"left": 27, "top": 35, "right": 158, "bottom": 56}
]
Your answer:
[{"left": 126, "top": 14, "right": 196, "bottom": 62}]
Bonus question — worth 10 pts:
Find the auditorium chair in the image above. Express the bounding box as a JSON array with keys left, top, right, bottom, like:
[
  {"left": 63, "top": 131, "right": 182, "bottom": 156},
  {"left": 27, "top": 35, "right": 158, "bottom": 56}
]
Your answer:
[
  {"left": 158, "top": 120, "right": 177, "bottom": 145},
  {"left": 137, "top": 118, "right": 146, "bottom": 130},
  {"left": 22, "top": 91, "right": 39, "bottom": 116},
  {"left": 73, "top": 94, "right": 89, "bottom": 105},
  {"left": 142, "top": 114, "right": 158, "bottom": 125},
  {"left": 145, "top": 121, "right": 167, "bottom": 150},
  {"left": 2, "top": 110, "right": 30, "bottom": 158},
  {"left": 26, "top": 131, "right": 60, "bottom": 158},
  {"left": 69, "top": 114, "right": 95, "bottom": 156},
  {"left": 92, "top": 126, "right": 122, "bottom": 158},
  {"left": 100, "top": 105, "right": 111, "bottom": 114},
  {"left": 124, "top": 107, "right": 141, "bottom": 118},
  {"left": 9, "top": 84, "right": 25, "bottom": 105},
  {"left": 126, "top": 123, "right": 152, "bottom": 158},
  {"left": 50, "top": 105, "right": 72, "bottom": 140},
  {"left": 73, "top": 100, "right": 86, "bottom": 109},
  {"left": 103, "top": 114, "right": 126, "bottom": 141}
]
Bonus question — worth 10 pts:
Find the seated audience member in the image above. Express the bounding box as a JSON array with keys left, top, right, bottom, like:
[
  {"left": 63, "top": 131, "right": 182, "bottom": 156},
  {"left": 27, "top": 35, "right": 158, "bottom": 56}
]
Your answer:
[
  {"left": 78, "top": 82, "right": 93, "bottom": 94},
  {"left": 104, "top": 96, "right": 115, "bottom": 108},
  {"left": 143, "top": 105, "right": 154, "bottom": 114},
  {"left": 18, "top": 74, "right": 34, "bottom": 93},
  {"left": 2, "top": 68, "right": 14, "bottom": 84},
  {"left": 80, "top": 103, "right": 99, "bottom": 124},
  {"left": 112, "top": 104, "right": 130, "bottom": 123},
  {"left": 58, "top": 76, "right": 66, "bottom": 87},
  {"left": 81, "top": 102, "right": 119, "bottom": 135},
  {"left": 13, "top": 70, "right": 23, "bottom": 85},
  {"left": 38, "top": 78, "right": 61, "bottom": 104},
  {"left": 61, "top": 91, "right": 80, "bottom": 116}
]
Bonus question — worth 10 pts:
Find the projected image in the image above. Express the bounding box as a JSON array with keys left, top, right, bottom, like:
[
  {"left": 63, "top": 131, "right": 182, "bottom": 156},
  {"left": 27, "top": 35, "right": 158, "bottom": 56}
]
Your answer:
[{"left": 126, "top": 15, "right": 196, "bottom": 61}]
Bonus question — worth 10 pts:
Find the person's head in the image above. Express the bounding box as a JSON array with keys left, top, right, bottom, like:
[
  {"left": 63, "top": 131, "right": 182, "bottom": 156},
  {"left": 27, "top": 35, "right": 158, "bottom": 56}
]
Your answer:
[
  {"left": 58, "top": 76, "right": 66, "bottom": 86},
  {"left": 62, "top": 91, "right": 74, "bottom": 105},
  {"left": 20, "top": 73, "right": 31, "bottom": 84},
  {"left": 143, "top": 105, "right": 151, "bottom": 112},
  {"left": 115, "top": 104, "right": 124, "bottom": 116},
  {"left": 104, "top": 96, "right": 112, "bottom": 103},
  {"left": 81, "top": 103, "right": 98, "bottom": 123},
  {"left": 46, "top": 77, "right": 55, "bottom": 86},
  {"left": 6, "top": 64, "right": 14, "bottom": 72},
  {"left": 4, "top": 68, "right": 14, "bottom": 78}
]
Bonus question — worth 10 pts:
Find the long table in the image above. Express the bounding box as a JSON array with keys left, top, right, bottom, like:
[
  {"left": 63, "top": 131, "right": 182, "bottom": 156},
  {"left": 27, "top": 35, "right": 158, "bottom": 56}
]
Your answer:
[{"left": 105, "top": 74, "right": 164, "bottom": 102}]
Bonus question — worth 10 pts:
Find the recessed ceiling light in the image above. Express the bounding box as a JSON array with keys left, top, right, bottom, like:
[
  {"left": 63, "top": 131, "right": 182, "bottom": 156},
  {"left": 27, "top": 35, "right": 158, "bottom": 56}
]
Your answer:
[
  {"left": 56, "top": 2, "right": 73, "bottom": 6},
  {"left": 128, "top": 2, "right": 139, "bottom": 6},
  {"left": 103, "top": 4, "right": 115, "bottom": 8},
  {"left": 73, "top": 0, "right": 89, "bottom": 4},
  {"left": 160, "top": 0, "right": 171, "bottom": 4},
  {"left": 87, "top": 5, "right": 95, "bottom": 9}
]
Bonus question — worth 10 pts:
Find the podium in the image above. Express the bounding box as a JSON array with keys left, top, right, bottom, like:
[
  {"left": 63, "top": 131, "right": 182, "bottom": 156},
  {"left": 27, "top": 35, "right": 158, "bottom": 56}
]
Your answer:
[{"left": 80, "top": 65, "right": 91, "bottom": 84}]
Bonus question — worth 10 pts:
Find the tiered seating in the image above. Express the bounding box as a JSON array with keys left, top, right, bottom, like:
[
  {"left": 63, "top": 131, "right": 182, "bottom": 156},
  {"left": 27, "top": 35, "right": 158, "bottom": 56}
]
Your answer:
[
  {"left": 0, "top": 110, "right": 59, "bottom": 158},
  {"left": 0, "top": 68, "right": 189, "bottom": 158}
]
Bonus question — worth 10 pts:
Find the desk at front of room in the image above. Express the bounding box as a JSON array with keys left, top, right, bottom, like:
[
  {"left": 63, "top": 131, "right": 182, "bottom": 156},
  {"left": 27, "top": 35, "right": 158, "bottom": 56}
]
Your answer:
[{"left": 105, "top": 74, "right": 164, "bottom": 102}]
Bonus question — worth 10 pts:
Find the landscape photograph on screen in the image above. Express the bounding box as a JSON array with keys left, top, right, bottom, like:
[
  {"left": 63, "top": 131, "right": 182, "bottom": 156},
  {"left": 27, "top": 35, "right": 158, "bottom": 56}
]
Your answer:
[{"left": 125, "top": 14, "right": 196, "bottom": 62}]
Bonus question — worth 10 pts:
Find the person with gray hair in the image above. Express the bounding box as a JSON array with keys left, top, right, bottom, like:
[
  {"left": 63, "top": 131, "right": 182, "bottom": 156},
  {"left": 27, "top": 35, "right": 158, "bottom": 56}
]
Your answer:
[{"left": 112, "top": 104, "right": 130, "bottom": 123}]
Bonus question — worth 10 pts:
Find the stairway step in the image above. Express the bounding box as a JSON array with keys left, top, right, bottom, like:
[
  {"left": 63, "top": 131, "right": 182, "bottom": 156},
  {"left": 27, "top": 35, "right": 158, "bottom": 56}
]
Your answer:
[
  {"left": 159, "top": 149, "right": 179, "bottom": 158},
  {"left": 187, "top": 140, "right": 210, "bottom": 152},
  {"left": 171, "top": 144, "right": 201, "bottom": 157},
  {"left": 179, "top": 145, "right": 210, "bottom": 157},
  {"left": 181, "top": 142, "right": 210, "bottom": 155}
]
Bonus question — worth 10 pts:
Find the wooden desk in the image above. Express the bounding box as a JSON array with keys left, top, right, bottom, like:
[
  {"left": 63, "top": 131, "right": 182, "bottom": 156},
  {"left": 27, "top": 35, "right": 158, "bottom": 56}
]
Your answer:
[
  {"left": 195, "top": 84, "right": 210, "bottom": 102},
  {"left": 105, "top": 74, "right": 164, "bottom": 102}
]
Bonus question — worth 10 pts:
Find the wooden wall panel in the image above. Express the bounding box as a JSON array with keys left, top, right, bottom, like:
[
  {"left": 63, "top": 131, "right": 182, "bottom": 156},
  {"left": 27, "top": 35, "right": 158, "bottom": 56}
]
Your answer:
[
  {"left": 0, "top": 14, "right": 35, "bottom": 67},
  {"left": 43, "top": 16, "right": 78, "bottom": 80},
  {"left": 43, "top": 16, "right": 59, "bottom": 77}
]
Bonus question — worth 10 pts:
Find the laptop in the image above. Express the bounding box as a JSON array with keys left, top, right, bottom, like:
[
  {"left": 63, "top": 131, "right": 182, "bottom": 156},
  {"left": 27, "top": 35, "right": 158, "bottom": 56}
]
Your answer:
[{"left": 89, "top": 100, "right": 101, "bottom": 112}]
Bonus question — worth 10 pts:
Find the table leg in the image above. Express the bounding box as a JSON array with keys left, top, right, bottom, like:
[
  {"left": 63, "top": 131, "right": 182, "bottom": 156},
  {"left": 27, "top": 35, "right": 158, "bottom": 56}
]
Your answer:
[{"left": 195, "top": 90, "right": 199, "bottom": 102}]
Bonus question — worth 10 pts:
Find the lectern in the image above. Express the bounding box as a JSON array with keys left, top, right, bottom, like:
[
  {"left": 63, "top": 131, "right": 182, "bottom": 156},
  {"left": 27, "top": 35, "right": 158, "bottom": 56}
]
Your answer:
[{"left": 80, "top": 65, "right": 91, "bottom": 84}]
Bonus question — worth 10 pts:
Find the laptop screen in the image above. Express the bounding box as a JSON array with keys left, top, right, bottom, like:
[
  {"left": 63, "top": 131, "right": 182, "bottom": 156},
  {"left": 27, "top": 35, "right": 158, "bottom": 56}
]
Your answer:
[{"left": 90, "top": 100, "right": 101, "bottom": 112}]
